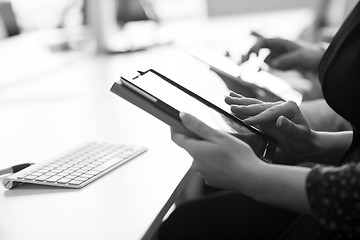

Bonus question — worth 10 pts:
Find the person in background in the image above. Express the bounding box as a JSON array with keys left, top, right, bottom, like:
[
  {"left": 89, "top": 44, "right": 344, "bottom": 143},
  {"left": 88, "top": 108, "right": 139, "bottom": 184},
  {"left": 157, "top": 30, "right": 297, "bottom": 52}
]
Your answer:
[
  {"left": 242, "top": 34, "right": 351, "bottom": 132},
  {"left": 156, "top": 1, "right": 360, "bottom": 239}
]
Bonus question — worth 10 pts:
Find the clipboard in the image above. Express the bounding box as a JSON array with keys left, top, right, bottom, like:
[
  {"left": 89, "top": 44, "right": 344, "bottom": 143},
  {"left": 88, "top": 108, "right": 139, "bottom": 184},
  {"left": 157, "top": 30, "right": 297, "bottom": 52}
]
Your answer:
[{"left": 110, "top": 69, "right": 277, "bottom": 161}]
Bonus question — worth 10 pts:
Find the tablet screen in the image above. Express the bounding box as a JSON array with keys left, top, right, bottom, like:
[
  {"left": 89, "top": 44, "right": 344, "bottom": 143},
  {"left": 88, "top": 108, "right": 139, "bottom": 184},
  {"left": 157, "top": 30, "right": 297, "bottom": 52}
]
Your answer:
[{"left": 131, "top": 70, "right": 271, "bottom": 156}]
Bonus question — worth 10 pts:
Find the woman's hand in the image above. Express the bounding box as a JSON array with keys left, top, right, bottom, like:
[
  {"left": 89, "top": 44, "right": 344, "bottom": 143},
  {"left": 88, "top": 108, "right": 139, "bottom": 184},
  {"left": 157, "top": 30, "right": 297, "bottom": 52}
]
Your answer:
[
  {"left": 225, "top": 92, "right": 317, "bottom": 160},
  {"left": 171, "top": 112, "right": 266, "bottom": 195},
  {"left": 243, "top": 38, "right": 324, "bottom": 75}
]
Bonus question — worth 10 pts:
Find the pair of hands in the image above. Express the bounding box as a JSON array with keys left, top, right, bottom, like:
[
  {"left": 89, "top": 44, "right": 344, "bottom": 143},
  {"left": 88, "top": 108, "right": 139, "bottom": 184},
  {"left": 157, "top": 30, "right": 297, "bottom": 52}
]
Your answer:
[
  {"left": 171, "top": 92, "right": 315, "bottom": 192},
  {"left": 171, "top": 38, "right": 322, "bottom": 192}
]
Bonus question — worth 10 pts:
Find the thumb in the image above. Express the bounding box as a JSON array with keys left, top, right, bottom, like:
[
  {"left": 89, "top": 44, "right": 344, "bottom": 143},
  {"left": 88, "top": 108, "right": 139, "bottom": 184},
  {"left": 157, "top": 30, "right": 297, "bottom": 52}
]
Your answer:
[
  {"left": 276, "top": 116, "right": 302, "bottom": 135},
  {"left": 180, "top": 112, "right": 223, "bottom": 141},
  {"left": 270, "top": 52, "right": 301, "bottom": 71}
]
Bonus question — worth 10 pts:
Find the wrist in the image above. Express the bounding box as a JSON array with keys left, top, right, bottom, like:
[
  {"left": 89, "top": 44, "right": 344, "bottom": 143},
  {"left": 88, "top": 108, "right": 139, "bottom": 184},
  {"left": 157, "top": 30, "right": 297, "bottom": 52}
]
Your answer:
[
  {"left": 297, "top": 130, "right": 352, "bottom": 164},
  {"left": 287, "top": 129, "right": 322, "bottom": 163},
  {"left": 304, "top": 129, "right": 322, "bottom": 160},
  {"left": 242, "top": 161, "right": 270, "bottom": 199},
  {"left": 249, "top": 163, "right": 312, "bottom": 214},
  {"left": 312, "top": 131, "right": 352, "bottom": 163}
]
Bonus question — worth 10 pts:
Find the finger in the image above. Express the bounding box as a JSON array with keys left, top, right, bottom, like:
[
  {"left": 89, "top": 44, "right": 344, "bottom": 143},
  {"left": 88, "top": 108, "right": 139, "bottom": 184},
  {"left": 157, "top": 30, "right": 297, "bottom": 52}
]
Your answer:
[
  {"left": 229, "top": 92, "right": 244, "bottom": 98},
  {"left": 171, "top": 128, "right": 191, "bottom": 148},
  {"left": 171, "top": 128, "right": 206, "bottom": 156},
  {"left": 191, "top": 161, "right": 199, "bottom": 171},
  {"left": 230, "top": 101, "right": 283, "bottom": 118},
  {"left": 276, "top": 115, "right": 304, "bottom": 136},
  {"left": 180, "top": 112, "right": 223, "bottom": 141},
  {"left": 246, "top": 38, "right": 283, "bottom": 58},
  {"left": 225, "top": 96, "right": 263, "bottom": 106},
  {"left": 270, "top": 51, "right": 301, "bottom": 70},
  {"left": 191, "top": 163, "right": 208, "bottom": 180},
  {"left": 243, "top": 38, "right": 267, "bottom": 61},
  {"left": 243, "top": 101, "right": 297, "bottom": 125}
]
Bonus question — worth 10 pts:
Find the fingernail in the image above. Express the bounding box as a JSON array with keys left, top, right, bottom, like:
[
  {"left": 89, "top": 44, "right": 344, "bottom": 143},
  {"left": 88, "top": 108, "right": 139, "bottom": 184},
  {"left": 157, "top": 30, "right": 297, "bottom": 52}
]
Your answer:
[
  {"left": 179, "top": 112, "right": 186, "bottom": 119},
  {"left": 179, "top": 112, "right": 189, "bottom": 124},
  {"left": 276, "top": 116, "right": 283, "bottom": 127},
  {"left": 231, "top": 105, "right": 242, "bottom": 109},
  {"left": 243, "top": 119, "right": 249, "bottom": 124}
]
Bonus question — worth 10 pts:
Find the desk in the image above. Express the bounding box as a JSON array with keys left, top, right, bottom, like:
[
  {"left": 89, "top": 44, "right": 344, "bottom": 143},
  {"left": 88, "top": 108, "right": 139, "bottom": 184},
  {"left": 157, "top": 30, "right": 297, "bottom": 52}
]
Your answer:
[{"left": 0, "top": 8, "right": 313, "bottom": 240}]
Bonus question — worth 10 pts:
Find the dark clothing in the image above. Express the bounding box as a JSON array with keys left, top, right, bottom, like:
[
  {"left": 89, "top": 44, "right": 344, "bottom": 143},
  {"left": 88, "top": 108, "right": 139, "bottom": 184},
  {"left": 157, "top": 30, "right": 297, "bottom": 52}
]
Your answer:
[
  {"left": 318, "top": 1, "right": 360, "bottom": 130},
  {"left": 305, "top": 1, "right": 360, "bottom": 239},
  {"left": 159, "top": 191, "right": 311, "bottom": 240},
  {"left": 158, "top": 2, "right": 360, "bottom": 239}
]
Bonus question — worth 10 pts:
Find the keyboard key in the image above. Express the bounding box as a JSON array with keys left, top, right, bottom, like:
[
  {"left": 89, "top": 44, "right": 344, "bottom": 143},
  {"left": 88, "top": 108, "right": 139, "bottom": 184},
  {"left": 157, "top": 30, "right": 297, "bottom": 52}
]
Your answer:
[
  {"left": 46, "top": 176, "right": 63, "bottom": 183},
  {"left": 57, "top": 178, "right": 72, "bottom": 184},
  {"left": 24, "top": 175, "right": 38, "bottom": 180},
  {"left": 75, "top": 169, "right": 88, "bottom": 174},
  {"left": 92, "top": 157, "right": 126, "bottom": 172},
  {"left": 56, "top": 172, "right": 69, "bottom": 177},
  {"left": 35, "top": 175, "right": 52, "bottom": 181},
  {"left": 27, "top": 172, "right": 42, "bottom": 177},
  {"left": 62, "top": 169, "right": 75, "bottom": 174},
  {"left": 85, "top": 170, "right": 100, "bottom": 176},
  {"left": 81, "top": 173, "right": 95, "bottom": 178},
  {"left": 74, "top": 176, "right": 90, "bottom": 182},
  {"left": 68, "top": 180, "right": 83, "bottom": 185}
]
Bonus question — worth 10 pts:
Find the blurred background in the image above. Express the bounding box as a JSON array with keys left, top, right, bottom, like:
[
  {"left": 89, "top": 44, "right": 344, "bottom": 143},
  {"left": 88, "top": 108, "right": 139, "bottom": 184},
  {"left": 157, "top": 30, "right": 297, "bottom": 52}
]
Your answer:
[
  {"left": 0, "top": 0, "right": 357, "bottom": 156},
  {"left": 1, "top": 0, "right": 358, "bottom": 109},
  {"left": 0, "top": 0, "right": 357, "bottom": 97},
  {"left": 2, "top": 0, "right": 358, "bottom": 43},
  {"left": 0, "top": 0, "right": 357, "bottom": 113},
  {"left": 0, "top": 0, "right": 358, "bottom": 70}
]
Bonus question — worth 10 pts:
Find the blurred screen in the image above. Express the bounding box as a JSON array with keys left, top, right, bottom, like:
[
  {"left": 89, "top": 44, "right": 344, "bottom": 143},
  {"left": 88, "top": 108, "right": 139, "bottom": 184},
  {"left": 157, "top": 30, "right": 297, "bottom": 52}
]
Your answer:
[{"left": 116, "top": 0, "right": 154, "bottom": 24}]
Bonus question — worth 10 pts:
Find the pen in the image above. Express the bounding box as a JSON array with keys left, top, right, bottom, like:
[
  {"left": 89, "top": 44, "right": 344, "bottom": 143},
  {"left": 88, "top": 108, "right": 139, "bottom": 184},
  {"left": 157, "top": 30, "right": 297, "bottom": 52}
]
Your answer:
[
  {"left": 250, "top": 31, "right": 266, "bottom": 39},
  {"left": 0, "top": 163, "right": 33, "bottom": 176}
]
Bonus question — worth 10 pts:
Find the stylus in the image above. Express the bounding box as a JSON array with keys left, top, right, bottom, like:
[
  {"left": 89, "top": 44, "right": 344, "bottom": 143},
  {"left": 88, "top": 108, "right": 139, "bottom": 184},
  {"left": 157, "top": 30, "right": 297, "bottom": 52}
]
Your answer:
[
  {"left": 250, "top": 31, "right": 265, "bottom": 39},
  {"left": 0, "top": 163, "right": 33, "bottom": 176}
]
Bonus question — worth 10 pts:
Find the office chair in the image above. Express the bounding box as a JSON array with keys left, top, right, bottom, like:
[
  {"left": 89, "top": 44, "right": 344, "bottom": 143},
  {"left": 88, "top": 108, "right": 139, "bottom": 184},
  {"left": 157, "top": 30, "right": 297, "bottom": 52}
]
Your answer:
[{"left": 0, "top": 1, "right": 20, "bottom": 38}]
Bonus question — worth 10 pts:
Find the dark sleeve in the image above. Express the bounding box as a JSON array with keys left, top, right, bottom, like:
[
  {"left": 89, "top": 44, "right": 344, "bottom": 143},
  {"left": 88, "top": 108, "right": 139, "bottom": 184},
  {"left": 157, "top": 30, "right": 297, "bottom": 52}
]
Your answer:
[{"left": 306, "top": 162, "right": 360, "bottom": 237}]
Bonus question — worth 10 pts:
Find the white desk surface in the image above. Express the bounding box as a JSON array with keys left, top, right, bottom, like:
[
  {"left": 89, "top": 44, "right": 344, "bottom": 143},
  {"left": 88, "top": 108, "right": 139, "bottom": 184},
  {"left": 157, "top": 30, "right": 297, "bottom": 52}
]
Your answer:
[{"left": 0, "top": 8, "right": 313, "bottom": 240}]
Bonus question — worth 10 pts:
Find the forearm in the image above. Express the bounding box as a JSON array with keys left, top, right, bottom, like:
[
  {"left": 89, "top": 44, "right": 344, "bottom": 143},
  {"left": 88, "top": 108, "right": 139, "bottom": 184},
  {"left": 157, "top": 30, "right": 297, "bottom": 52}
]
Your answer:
[
  {"left": 308, "top": 131, "right": 353, "bottom": 163},
  {"left": 250, "top": 163, "right": 312, "bottom": 215},
  {"left": 248, "top": 131, "right": 352, "bottom": 214},
  {"left": 273, "top": 131, "right": 352, "bottom": 165},
  {"left": 300, "top": 99, "right": 351, "bottom": 132}
]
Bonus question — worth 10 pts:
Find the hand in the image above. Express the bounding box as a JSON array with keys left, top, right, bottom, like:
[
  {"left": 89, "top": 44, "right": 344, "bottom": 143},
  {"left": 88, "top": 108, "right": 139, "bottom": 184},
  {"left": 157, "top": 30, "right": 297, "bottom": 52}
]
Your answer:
[
  {"left": 242, "top": 38, "right": 324, "bottom": 74},
  {"left": 225, "top": 92, "right": 317, "bottom": 160},
  {"left": 171, "top": 112, "right": 266, "bottom": 194}
]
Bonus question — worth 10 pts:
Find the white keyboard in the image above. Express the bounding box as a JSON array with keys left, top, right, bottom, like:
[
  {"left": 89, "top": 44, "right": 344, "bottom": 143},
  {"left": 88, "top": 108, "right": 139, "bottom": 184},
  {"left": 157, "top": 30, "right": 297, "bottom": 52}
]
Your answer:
[{"left": 3, "top": 142, "right": 147, "bottom": 189}]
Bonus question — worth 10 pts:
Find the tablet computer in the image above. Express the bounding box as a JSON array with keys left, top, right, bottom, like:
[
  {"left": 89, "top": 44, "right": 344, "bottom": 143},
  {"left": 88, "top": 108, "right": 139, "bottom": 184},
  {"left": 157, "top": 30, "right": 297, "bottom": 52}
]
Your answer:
[
  {"left": 110, "top": 69, "right": 277, "bottom": 161},
  {"left": 190, "top": 46, "right": 303, "bottom": 105}
]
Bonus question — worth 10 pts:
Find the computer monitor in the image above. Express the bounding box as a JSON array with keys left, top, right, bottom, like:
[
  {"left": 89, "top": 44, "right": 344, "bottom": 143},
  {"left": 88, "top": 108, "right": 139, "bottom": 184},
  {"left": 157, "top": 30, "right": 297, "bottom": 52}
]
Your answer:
[
  {"left": 86, "top": 0, "right": 160, "bottom": 53},
  {"left": 0, "top": 1, "right": 20, "bottom": 37},
  {"left": 116, "top": 0, "right": 158, "bottom": 24}
]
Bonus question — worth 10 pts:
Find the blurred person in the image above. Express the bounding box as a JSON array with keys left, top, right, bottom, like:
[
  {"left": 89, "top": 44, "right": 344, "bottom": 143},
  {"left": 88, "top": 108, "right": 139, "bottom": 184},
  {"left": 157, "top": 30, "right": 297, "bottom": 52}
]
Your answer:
[
  {"left": 179, "top": 2, "right": 350, "bottom": 204},
  {"left": 156, "top": 1, "right": 360, "bottom": 239},
  {"left": 242, "top": 35, "right": 351, "bottom": 132},
  {"left": 218, "top": 33, "right": 351, "bottom": 132}
]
